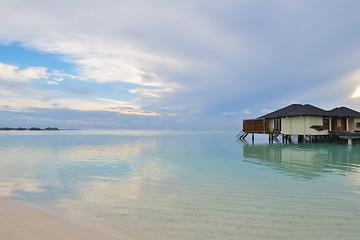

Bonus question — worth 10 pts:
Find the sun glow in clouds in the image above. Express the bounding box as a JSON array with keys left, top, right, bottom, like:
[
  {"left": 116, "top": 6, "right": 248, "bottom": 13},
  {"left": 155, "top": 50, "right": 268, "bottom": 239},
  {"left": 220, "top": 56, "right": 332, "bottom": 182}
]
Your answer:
[{"left": 352, "top": 86, "right": 360, "bottom": 98}]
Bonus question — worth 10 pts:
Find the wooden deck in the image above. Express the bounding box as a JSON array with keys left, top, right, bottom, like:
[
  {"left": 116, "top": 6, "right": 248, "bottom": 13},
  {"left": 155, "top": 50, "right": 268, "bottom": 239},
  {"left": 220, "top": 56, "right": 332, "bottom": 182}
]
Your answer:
[
  {"left": 331, "top": 131, "right": 360, "bottom": 139},
  {"left": 330, "top": 131, "right": 360, "bottom": 145},
  {"left": 243, "top": 119, "right": 272, "bottom": 133},
  {"left": 238, "top": 127, "right": 360, "bottom": 145},
  {"left": 237, "top": 119, "right": 280, "bottom": 141}
]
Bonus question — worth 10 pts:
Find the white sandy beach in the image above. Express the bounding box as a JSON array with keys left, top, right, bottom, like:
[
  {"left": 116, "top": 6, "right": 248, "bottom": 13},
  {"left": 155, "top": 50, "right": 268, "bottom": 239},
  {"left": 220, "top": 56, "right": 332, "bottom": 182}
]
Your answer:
[{"left": 0, "top": 198, "right": 136, "bottom": 240}]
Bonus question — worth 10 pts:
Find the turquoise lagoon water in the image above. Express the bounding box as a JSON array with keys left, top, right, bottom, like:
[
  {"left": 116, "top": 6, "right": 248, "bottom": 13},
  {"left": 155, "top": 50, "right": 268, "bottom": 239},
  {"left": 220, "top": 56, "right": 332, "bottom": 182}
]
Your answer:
[{"left": 1, "top": 130, "right": 360, "bottom": 240}]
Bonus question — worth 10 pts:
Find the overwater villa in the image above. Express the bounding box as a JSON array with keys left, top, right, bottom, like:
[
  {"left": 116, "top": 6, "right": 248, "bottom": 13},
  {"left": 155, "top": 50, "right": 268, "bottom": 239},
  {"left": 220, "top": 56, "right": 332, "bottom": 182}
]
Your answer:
[{"left": 237, "top": 104, "right": 360, "bottom": 145}]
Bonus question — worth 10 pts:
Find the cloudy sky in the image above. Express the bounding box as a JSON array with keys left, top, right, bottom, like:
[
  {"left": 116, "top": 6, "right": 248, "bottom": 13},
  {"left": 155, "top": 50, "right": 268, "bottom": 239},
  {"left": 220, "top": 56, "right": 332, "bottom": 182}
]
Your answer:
[{"left": 0, "top": 0, "right": 359, "bottom": 129}]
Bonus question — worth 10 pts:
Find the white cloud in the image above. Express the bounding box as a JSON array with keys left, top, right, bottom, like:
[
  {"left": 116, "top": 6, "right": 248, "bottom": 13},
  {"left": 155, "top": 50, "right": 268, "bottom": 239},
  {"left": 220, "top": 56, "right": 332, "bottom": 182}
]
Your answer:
[
  {"left": 129, "top": 88, "right": 173, "bottom": 98},
  {"left": 0, "top": 63, "right": 47, "bottom": 82},
  {"left": 240, "top": 109, "right": 251, "bottom": 115},
  {"left": 221, "top": 111, "right": 236, "bottom": 116},
  {"left": 45, "top": 70, "right": 81, "bottom": 85},
  {"left": 0, "top": 62, "right": 158, "bottom": 116},
  {"left": 0, "top": 62, "right": 81, "bottom": 85},
  {"left": 0, "top": 94, "right": 158, "bottom": 116},
  {"left": 0, "top": 0, "right": 248, "bottom": 91},
  {"left": 16, "top": 36, "right": 186, "bottom": 91}
]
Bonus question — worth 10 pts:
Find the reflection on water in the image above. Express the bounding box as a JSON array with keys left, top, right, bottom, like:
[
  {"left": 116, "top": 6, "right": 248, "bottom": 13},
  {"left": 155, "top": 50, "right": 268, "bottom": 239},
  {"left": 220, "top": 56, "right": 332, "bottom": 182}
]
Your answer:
[
  {"left": 0, "top": 131, "right": 159, "bottom": 201},
  {"left": 1, "top": 131, "right": 360, "bottom": 240},
  {"left": 243, "top": 143, "right": 360, "bottom": 178}
]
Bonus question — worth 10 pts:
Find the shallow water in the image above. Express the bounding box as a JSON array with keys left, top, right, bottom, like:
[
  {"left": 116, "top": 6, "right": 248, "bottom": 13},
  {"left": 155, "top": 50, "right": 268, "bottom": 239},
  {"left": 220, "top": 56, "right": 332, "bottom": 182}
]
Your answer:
[{"left": 1, "top": 130, "right": 360, "bottom": 239}]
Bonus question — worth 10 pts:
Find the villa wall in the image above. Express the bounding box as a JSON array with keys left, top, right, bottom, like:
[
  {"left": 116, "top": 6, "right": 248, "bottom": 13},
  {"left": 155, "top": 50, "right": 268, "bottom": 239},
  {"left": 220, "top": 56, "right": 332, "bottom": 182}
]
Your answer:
[
  {"left": 354, "top": 118, "right": 360, "bottom": 131},
  {"left": 268, "top": 119, "right": 274, "bottom": 132},
  {"left": 349, "top": 118, "right": 354, "bottom": 131},
  {"left": 281, "top": 116, "right": 328, "bottom": 135},
  {"left": 345, "top": 118, "right": 360, "bottom": 131}
]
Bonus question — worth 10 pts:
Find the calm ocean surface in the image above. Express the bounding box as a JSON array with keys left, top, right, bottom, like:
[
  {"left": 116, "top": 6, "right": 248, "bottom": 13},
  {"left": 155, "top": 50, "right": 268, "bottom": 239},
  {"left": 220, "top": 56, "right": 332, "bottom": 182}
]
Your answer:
[{"left": 1, "top": 130, "right": 360, "bottom": 240}]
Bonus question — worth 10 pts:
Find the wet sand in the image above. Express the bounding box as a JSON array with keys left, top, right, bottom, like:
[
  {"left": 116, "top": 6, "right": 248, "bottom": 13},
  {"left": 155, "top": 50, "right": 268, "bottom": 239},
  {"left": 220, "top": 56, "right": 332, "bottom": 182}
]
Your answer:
[{"left": 0, "top": 198, "right": 136, "bottom": 240}]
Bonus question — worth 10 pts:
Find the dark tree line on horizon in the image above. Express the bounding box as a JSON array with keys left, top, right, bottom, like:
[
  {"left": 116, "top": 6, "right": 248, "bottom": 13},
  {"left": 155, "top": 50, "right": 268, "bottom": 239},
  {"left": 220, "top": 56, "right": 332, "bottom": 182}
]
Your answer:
[{"left": 0, "top": 127, "right": 60, "bottom": 131}]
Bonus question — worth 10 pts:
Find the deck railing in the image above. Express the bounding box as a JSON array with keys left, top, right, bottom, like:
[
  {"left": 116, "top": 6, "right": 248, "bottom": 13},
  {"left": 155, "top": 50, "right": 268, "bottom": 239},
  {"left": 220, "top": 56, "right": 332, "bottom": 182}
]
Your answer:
[
  {"left": 243, "top": 119, "right": 267, "bottom": 133},
  {"left": 243, "top": 119, "right": 281, "bottom": 133}
]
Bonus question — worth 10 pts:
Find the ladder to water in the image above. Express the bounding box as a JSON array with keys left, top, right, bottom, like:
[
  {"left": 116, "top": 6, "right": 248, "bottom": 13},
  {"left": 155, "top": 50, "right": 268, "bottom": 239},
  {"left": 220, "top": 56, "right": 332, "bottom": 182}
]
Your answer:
[{"left": 236, "top": 130, "right": 249, "bottom": 140}]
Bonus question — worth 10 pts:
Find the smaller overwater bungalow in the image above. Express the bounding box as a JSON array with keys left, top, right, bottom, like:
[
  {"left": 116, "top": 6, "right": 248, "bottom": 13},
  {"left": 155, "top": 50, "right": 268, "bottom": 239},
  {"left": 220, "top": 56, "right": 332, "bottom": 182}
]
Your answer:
[{"left": 238, "top": 104, "right": 360, "bottom": 145}]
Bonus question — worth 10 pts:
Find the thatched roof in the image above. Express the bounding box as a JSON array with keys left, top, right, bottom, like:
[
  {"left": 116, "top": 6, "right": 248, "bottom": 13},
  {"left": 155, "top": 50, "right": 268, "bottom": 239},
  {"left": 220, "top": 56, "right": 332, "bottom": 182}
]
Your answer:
[
  {"left": 329, "top": 107, "right": 360, "bottom": 117},
  {"left": 258, "top": 104, "right": 328, "bottom": 119},
  {"left": 258, "top": 104, "right": 360, "bottom": 119}
]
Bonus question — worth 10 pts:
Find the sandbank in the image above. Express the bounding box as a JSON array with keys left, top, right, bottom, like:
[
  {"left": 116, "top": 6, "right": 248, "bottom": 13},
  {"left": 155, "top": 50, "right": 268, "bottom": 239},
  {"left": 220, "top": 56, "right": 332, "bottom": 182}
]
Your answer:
[{"left": 0, "top": 197, "right": 136, "bottom": 240}]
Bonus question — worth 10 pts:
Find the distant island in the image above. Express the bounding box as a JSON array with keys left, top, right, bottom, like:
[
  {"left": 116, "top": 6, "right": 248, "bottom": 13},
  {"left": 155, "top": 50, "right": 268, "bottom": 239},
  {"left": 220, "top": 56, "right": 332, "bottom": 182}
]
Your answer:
[{"left": 0, "top": 127, "right": 61, "bottom": 131}]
